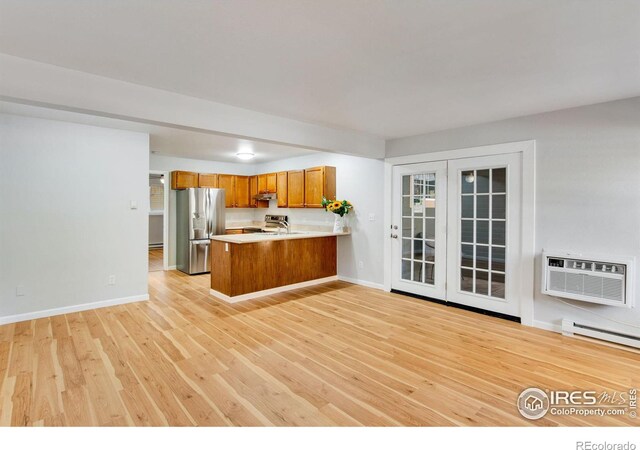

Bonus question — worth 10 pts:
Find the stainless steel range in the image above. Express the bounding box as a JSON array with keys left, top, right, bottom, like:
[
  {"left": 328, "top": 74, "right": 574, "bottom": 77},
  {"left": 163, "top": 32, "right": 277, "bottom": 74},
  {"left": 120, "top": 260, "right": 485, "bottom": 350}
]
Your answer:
[{"left": 263, "top": 215, "right": 290, "bottom": 234}]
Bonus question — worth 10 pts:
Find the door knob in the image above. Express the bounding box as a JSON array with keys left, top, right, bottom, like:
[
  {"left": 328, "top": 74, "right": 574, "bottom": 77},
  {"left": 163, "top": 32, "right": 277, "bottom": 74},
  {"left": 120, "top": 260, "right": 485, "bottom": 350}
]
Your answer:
[
  {"left": 391, "top": 234, "right": 398, "bottom": 239},
  {"left": 393, "top": 225, "right": 398, "bottom": 230}
]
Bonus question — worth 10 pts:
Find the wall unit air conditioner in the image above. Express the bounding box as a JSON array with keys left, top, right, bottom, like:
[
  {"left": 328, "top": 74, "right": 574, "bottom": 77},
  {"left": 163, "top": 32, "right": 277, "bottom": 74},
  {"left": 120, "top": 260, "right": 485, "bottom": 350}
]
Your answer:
[{"left": 542, "top": 250, "right": 635, "bottom": 308}]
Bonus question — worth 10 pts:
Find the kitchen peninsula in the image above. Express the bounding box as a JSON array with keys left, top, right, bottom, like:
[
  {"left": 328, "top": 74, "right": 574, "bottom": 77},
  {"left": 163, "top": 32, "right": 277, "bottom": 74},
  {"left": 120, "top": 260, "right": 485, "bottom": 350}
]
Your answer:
[{"left": 209, "top": 231, "right": 349, "bottom": 302}]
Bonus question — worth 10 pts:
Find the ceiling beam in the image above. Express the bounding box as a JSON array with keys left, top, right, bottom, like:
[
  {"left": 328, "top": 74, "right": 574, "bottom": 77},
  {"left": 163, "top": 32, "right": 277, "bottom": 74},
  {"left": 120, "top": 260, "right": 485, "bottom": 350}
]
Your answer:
[{"left": 0, "top": 53, "right": 385, "bottom": 159}]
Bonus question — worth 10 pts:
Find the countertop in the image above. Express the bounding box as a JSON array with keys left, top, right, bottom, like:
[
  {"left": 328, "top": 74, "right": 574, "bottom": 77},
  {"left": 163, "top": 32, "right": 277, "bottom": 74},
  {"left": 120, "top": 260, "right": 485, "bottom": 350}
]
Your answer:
[{"left": 211, "top": 230, "right": 350, "bottom": 244}]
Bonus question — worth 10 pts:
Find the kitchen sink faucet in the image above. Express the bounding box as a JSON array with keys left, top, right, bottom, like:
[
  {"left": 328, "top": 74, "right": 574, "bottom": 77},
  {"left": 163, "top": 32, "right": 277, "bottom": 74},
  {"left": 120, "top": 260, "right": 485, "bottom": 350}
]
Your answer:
[{"left": 276, "top": 220, "right": 290, "bottom": 234}]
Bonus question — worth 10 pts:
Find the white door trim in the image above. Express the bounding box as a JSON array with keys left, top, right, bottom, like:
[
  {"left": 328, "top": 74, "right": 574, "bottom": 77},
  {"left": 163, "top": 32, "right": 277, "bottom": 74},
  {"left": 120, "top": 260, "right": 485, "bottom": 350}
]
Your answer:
[
  {"left": 149, "top": 169, "right": 170, "bottom": 271},
  {"left": 383, "top": 140, "right": 536, "bottom": 326}
]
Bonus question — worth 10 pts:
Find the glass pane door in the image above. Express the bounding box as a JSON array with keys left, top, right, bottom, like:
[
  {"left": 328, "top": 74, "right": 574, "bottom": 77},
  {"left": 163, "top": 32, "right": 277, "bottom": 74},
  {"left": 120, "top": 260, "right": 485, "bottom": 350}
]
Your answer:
[
  {"left": 392, "top": 161, "right": 447, "bottom": 300},
  {"left": 401, "top": 173, "right": 436, "bottom": 284},
  {"left": 446, "top": 153, "right": 522, "bottom": 318},
  {"left": 459, "top": 167, "right": 506, "bottom": 299}
]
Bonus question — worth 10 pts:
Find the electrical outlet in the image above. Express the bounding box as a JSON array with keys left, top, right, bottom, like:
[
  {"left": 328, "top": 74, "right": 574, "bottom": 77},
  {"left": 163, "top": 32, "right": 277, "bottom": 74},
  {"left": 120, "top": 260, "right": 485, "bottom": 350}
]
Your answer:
[
  {"left": 16, "top": 285, "right": 25, "bottom": 297},
  {"left": 358, "top": 261, "right": 364, "bottom": 269},
  {"left": 107, "top": 275, "right": 116, "bottom": 285}
]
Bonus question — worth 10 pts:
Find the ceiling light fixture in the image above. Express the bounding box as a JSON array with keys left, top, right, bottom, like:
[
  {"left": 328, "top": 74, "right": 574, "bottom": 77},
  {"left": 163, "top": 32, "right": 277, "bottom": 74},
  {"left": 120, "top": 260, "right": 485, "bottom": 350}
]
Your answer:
[{"left": 236, "top": 149, "right": 255, "bottom": 160}]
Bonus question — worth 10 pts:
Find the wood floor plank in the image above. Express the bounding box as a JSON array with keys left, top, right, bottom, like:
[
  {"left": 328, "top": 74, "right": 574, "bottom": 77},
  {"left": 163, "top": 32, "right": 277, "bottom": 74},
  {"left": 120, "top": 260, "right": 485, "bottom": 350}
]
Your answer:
[{"left": 0, "top": 270, "right": 637, "bottom": 426}]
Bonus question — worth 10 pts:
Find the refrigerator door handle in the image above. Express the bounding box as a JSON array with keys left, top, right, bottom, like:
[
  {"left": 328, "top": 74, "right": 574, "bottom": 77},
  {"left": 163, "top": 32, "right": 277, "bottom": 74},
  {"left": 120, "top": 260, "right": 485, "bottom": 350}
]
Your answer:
[
  {"left": 207, "top": 189, "right": 216, "bottom": 237},
  {"left": 204, "top": 188, "right": 210, "bottom": 237}
]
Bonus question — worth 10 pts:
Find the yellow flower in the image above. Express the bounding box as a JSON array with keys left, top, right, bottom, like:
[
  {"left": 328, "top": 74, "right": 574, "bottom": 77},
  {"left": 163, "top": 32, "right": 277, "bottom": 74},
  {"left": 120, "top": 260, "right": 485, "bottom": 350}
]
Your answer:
[
  {"left": 326, "top": 205, "right": 334, "bottom": 211},
  {"left": 332, "top": 201, "right": 342, "bottom": 209}
]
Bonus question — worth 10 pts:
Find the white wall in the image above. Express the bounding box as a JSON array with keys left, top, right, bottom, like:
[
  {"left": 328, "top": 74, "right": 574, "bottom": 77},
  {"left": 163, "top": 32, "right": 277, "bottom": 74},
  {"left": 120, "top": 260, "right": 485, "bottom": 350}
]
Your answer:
[
  {"left": 0, "top": 114, "right": 149, "bottom": 321},
  {"left": 257, "top": 153, "right": 385, "bottom": 287},
  {"left": 148, "top": 175, "right": 164, "bottom": 245},
  {"left": 386, "top": 97, "right": 640, "bottom": 335},
  {"left": 148, "top": 214, "right": 163, "bottom": 246},
  {"left": 149, "top": 154, "right": 256, "bottom": 267}
]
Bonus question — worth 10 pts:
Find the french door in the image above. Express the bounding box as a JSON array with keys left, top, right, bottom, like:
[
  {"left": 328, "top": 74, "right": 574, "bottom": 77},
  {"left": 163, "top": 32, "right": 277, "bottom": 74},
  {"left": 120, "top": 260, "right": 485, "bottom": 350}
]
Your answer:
[
  {"left": 391, "top": 162, "right": 447, "bottom": 300},
  {"left": 391, "top": 153, "right": 523, "bottom": 318}
]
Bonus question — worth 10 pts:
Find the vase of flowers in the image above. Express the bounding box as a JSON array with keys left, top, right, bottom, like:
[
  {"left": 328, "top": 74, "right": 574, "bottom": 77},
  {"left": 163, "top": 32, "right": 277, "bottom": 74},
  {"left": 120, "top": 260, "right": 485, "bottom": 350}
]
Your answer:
[{"left": 322, "top": 197, "right": 353, "bottom": 233}]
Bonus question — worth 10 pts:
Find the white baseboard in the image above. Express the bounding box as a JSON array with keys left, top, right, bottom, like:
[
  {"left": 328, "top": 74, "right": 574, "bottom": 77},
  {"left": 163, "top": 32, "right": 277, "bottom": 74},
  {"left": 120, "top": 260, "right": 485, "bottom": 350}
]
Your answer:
[
  {"left": 210, "top": 276, "right": 339, "bottom": 303},
  {"left": 0, "top": 294, "right": 149, "bottom": 325},
  {"left": 337, "top": 275, "right": 385, "bottom": 291},
  {"left": 532, "top": 319, "right": 563, "bottom": 333},
  {"left": 167, "top": 265, "right": 177, "bottom": 270}
]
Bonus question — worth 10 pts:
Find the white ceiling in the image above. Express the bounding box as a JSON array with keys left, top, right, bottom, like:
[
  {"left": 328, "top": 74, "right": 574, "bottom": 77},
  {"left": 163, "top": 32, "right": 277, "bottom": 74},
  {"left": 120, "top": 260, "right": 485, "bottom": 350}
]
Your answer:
[
  {"left": 0, "top": 1, "right": 638, "bottom": 139},
  {"left": 0, "top": 101, "right": 317, "bottom": 163}
]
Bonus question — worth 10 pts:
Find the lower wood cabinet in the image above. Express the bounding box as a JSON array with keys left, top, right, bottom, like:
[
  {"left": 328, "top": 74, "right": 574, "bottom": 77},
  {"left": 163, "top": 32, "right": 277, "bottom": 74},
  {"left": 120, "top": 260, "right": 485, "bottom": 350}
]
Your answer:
[{"left": 171, "top": 171, "right": 198, "bottom": 190}]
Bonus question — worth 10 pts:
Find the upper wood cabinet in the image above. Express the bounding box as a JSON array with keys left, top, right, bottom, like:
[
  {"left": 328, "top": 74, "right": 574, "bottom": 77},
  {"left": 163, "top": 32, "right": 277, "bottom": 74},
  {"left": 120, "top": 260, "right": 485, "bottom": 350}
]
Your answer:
[
  {"left": 257, "top": 174, "right": 266, "bottom": 194},
  {"left": 277, "top": 172, "right": 288, "bottom": 208},
  {"left": 266, "top": 173, "right": 277, "bottom": 193},
  {"left": 249, "top": 175, "right": 268, "bottom": 208},
  {"left": 198, "top": 173, "right": 218, "bottom": 188},
  {"left": 235, "top": 176, "right": 251, "bottom": 208},
  {"left": 304, "top": 166, "right": 336, "bottom": 208},
  {"left": 287, "top": 170, "right": 305, "bottom": 208},
  {"left": 257, "top": 173, "right": 277, "bottom": 193},
  {"left": 171, "top": 166, "right": 336, "bottom": 209},
  {"left": 217, "top": 174, "right": 235, "bottom": 208},
  {"left": 249, "top": 175, "right": 259, "bottom": 208},
  {"left": 171, "top": 171, "right": 198, "bottom": 190}
]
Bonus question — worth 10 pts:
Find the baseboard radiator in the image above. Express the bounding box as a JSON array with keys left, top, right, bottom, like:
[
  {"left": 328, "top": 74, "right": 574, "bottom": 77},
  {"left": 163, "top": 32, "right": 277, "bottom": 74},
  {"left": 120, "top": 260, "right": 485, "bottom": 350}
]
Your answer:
[{"left": 562, "top": 319, "right": 640, "bottom": 349}]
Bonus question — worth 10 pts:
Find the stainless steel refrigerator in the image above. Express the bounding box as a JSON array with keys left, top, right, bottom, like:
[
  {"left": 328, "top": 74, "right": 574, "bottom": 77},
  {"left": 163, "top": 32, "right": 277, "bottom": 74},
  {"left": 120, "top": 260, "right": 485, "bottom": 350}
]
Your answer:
[{"left": 176, "top": 188, "right": 226, "bottom": 275}]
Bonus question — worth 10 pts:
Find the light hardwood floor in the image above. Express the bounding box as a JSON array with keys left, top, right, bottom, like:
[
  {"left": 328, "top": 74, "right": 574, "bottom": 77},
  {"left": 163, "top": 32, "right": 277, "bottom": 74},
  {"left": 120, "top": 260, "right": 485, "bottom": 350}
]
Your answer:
[
  {"left": 148, "top": 247, "right": 163, "bottom": 272},
  {"left": 0, "top": 270, "right": 638, "bottom": 426}
]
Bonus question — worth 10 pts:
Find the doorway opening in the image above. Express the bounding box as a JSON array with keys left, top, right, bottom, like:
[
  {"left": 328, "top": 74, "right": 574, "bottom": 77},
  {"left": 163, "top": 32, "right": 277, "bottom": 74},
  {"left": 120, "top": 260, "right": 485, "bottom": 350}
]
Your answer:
[{"left": 149, "top": 172, "right": 166, "bottom": 272}]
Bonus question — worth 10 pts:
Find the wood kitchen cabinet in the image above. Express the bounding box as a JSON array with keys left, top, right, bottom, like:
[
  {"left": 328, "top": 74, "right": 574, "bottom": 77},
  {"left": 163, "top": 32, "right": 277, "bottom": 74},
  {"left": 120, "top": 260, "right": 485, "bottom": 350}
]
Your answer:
[
  {"left": 287, "top": 170, "right": 305, "bottom": 208},
  {"left": 210, "top": 236, "right": 337, "bottom": 298},
  {"left": 304, "top": 166, "right": 336, "bottom": 208},
  {"left": 217, "top": 174, "right": 235, "bottom": 207},
  {"left": 234, "top": 176, "right": 251, "bottom": 208},
  {"left": 249, "top": 175, "right": 268, "bottom": 208},
  {"left": 266, "top": 173, "right": 277, "bottom": 193},
  {"left": 198, "top": 173, "right": 218, "bottom": 188},
  {"left": 217, "top": 175, "right": 254, "bottom": 208},
  {"left": 171, "top": 171, "right": 198, "bottom": 190},
  {"left": 249, "top": 175, "right": 259, "bottom": 208},
  {"left": 277, "top": 171, "right": 288, "bottom": 207},
  {"left": 257, "top": 172, "right": 277, "bottom": 193}
]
